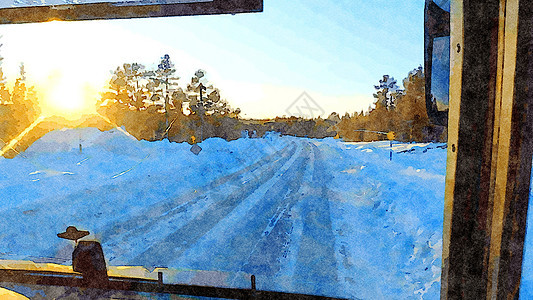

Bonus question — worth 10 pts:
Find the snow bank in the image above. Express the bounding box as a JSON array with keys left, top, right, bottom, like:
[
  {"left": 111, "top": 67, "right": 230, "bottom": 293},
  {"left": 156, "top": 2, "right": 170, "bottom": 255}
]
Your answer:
[
  {"left": 0, "top": 128, "right": 288, "bottom": 262},
  {"left": 312, "top": 139, "right": 446, "bottom": 299}
]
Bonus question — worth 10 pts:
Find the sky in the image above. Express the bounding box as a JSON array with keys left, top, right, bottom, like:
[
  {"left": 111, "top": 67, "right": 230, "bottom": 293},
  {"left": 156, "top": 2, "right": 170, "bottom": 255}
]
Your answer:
[{"left": 0, "top": 0, "right": 425, "bottom": 119}]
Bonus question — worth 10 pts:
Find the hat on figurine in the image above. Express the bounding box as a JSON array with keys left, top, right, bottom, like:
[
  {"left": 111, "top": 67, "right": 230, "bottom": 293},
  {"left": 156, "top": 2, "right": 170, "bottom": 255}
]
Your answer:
[{"left": 57, "top": 226, "right": 89, "bottom": 242}]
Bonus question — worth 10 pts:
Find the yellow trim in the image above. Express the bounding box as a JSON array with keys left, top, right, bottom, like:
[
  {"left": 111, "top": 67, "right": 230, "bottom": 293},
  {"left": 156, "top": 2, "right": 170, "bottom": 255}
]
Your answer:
[
  {"left": 0, "top": 288, "right": 28, "bottom": 300},
  {"left": 487, "top": 0, "right": 520, "bottom": 298},
  {"left": 442, "top": 0, "right": 463, "bottom": 269},
  {"left": 485, "top": 0, "right": 511, "bottom": 298}
]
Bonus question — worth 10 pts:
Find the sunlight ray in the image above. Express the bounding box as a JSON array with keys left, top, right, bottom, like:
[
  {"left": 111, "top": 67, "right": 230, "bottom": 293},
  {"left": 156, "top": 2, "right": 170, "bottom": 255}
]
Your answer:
[{"left": 0, "top": 116, "right": 46, "bottom": 157}]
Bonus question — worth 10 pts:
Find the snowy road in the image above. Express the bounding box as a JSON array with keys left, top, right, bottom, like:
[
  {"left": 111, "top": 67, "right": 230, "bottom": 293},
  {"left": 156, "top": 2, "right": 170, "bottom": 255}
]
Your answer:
[
  {"left": 0, "top": 128, "right": 450, "bottom": 299},
  {"left": 96, "top": 140, "right": 342, "bottom": 297},
  {"left": 99, "top": 141, "right": 298, "bottom": 264}
]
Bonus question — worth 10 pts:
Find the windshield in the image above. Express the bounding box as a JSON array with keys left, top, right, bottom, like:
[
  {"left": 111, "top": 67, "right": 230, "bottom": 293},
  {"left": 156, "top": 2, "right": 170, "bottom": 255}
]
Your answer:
[{"left": 0, "top": 1, "right": 449, "bottom": 299}]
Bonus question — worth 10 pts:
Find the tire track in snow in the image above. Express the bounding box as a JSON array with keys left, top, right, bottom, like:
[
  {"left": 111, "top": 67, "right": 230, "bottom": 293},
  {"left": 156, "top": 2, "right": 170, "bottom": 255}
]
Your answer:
[
  {"left": 130, "top": 142, "right": 304, "bottom": 267},
  {"left": 104, "top": 144, "right": 298, "bottom": 264},
  {"left": 269, "top": 142, "right": 315, "bottom": 293},
  {"left": 292, "top": 142, "right": 340, "bottom": 297},
  {"left": 176, "top": 142, "right": 311, "bottom": 277},
  {"left": 163, "top": 141, "right": 339, "bottom": 298},
  {"left": 99, "top": 142, "right": 296, "bottom": 244},
  {"left": 236, "top": 143, "right": 314, "bottom": 278},
  {"left": 167, "top": 141, "right": 309, "bottom": 276}
]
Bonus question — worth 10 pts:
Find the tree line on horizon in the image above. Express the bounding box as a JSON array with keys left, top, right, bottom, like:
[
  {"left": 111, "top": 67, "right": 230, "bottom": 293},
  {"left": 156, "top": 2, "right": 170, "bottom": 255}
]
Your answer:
[
  {"left": 99, "top": 57, "right": 447, "bottom": 144},
  {"left": 334, "top": 66, "right": 447, "bottom": 143},
  {"left": 1, "top": 53, "right": 447, "bottom": 159},
  {"left": 98, "top": 54, "right": 339, "bottom": 143},
  {"left": 98, "top": 55, "right": 243, "bottom": 143}
]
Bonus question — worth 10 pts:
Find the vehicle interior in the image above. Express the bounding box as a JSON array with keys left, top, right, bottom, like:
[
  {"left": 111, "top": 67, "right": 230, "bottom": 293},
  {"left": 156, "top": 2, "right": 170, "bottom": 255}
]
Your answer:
[{"left": 0, "top": 0, "right": 533, "bottom": 299}]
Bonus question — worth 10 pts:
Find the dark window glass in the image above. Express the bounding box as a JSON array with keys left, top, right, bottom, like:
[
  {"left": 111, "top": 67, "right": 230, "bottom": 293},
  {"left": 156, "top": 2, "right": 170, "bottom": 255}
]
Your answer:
[{"left": 431, "top": 36, "right": 450, "bottom": 110}]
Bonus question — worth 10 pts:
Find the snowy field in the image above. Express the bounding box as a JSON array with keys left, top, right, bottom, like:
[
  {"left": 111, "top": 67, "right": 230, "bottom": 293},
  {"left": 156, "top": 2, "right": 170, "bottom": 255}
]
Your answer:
[{"left": 0, "top": 127, "right": 452, "bottom": 299}]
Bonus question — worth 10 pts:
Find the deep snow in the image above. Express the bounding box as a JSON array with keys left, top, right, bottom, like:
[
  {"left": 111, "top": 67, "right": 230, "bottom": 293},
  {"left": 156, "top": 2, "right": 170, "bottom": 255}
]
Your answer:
[{"left": 0, "top": 127, "right": 453, "bottom": 299}]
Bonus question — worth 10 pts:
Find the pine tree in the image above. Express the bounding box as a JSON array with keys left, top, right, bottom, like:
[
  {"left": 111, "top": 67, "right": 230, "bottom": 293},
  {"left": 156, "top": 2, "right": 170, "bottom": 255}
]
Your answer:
[
  {"left": 395, "top": 66, "right": 429, "bottom": 141},
  {"left": 0, "top": 40, "right": 9, "bottom": 105},
  {"left": 373, "top": 75, "right": 402, "bottom": 110}
]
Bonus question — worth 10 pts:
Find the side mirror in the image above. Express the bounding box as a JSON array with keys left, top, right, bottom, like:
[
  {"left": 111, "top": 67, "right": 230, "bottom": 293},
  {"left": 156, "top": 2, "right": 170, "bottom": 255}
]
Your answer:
[{"left": 424, "top": 0, "right": 450, "bottom": 126}]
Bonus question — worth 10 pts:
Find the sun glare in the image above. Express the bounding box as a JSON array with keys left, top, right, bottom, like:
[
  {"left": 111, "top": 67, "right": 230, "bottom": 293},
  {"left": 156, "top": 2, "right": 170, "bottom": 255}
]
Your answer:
[
  {"left": 0, "top": 21, "right": 113, "bottom": 121},
  {"left": 38, "top": 70, "right": 100, "bottom": 120}
]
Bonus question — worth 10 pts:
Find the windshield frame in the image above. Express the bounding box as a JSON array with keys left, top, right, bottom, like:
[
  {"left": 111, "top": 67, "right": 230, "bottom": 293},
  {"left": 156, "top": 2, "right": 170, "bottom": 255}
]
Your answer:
[{"left": 0, "top": 0, "right": 262, "bottom": 24}]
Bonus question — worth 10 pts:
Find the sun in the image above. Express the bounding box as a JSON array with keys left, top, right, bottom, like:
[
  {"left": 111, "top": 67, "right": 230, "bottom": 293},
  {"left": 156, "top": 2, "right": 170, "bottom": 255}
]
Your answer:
[
  {"left": 0, "top": 20, "right": 112, "bottom": 121},
  {"left": 37, "top": 70, "right": 100, "bottom": 120}
]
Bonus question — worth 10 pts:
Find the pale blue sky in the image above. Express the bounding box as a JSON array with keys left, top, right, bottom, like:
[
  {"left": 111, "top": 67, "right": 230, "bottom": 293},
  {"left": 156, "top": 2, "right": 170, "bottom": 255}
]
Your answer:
[
  {"left": 121, "top": 0, "right": 424, "bottom": 91},
  {"left": 0, "top": 0, "right": 425, "bottom": 118}
]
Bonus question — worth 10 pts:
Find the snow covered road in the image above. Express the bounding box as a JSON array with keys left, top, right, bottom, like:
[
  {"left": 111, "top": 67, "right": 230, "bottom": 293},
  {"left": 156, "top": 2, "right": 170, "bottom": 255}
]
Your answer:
[
  {"left": 0, "top": 128, "right": 451, "bottom": 299},
  {"left": 101, "top": 140, "right": 343, "bottom": 297}
]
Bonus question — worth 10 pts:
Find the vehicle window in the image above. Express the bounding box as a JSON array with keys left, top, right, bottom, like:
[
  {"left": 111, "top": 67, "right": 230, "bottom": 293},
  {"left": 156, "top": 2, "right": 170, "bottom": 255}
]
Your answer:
[
  {"left": 430, "top": 36, "right": 449, "bottom": 111},
  {"left": 0, "top": 1, "right": 449, "bottom": 299}
]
